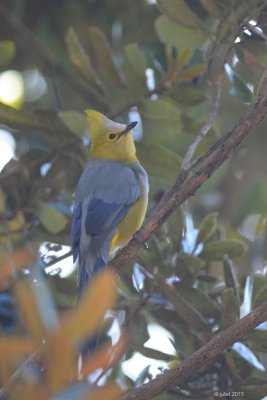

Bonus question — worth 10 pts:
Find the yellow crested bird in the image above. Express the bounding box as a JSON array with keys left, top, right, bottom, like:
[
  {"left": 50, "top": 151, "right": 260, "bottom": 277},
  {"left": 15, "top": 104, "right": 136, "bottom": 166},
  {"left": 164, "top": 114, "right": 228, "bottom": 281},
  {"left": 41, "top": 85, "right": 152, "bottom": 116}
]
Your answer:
[{"left": 71, "top": 110, "right": 149, "bottom": 351}]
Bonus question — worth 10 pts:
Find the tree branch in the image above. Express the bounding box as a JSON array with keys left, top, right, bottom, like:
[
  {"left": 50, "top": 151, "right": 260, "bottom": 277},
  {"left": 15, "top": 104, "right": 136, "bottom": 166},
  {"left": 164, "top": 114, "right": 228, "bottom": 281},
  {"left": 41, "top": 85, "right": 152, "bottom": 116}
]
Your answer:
[
  {"left": 109, "top": 68, "right": 267, "bottom": 272},
  {"left": 181, "top": 72, "right": 223, "bottom": 171},
  {"left": 120, "top": 301, "right": 267, "bottom": 400}
]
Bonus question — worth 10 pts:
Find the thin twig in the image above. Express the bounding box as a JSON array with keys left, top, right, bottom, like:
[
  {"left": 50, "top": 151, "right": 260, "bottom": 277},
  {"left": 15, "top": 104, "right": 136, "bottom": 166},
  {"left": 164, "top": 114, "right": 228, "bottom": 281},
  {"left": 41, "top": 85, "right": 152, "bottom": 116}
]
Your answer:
[
  {"left": 181, "top": 73, "right": 223, "bottom": 171},
  {"left": 120, "top": 301, "right": 267, "bottom": 400}
]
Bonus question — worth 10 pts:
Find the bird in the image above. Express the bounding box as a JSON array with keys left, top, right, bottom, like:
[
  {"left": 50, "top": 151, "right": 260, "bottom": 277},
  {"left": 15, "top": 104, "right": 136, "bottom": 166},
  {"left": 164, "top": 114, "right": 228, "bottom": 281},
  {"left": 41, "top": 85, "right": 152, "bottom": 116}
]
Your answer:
[{"left": 71, "top": 110, "right": 149, "bottom": 351}]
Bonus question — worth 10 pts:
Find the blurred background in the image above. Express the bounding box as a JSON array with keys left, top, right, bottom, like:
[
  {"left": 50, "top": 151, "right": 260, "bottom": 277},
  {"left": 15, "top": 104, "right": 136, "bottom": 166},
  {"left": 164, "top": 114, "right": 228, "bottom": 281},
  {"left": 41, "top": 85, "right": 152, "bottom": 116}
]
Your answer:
[{"left": 1, "top": 1, "right": 267, "bottom": 399}]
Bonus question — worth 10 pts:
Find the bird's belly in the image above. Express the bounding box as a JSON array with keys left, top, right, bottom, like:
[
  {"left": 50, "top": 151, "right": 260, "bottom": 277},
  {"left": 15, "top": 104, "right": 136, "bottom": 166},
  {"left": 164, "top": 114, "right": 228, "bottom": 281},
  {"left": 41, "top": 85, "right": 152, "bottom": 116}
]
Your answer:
[{"left": 110, "top": 191, "right": 148, "bottom": 254}]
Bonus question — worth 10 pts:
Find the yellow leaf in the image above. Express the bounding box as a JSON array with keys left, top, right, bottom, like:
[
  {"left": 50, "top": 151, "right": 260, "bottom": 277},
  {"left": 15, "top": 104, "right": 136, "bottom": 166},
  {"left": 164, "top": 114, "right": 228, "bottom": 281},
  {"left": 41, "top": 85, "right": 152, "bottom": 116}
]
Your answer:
[
  {"left": 7, "top": 211, "right": 25, "bottom": 231},
  {"left": 168, "top": 358, "right": 181, "bottom": 369}
]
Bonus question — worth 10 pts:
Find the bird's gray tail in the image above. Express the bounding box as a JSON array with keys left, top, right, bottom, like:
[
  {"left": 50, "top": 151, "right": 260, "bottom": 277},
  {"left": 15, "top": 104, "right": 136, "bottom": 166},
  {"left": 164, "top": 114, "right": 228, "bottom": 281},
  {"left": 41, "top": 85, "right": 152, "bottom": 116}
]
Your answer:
[
  {"left": 77, "top": 256, "right": 106, "bottom": 297},
  {"left": 78, "top": 256, "right": 106, "bottom": 355}
]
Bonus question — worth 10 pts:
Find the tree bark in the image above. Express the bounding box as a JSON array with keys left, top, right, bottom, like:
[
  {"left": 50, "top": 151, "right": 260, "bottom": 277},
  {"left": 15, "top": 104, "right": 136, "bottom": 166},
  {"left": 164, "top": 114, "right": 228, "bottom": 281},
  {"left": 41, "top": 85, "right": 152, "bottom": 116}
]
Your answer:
[{"left": 120, "top": 302, "right": 267, "bottom": 400}]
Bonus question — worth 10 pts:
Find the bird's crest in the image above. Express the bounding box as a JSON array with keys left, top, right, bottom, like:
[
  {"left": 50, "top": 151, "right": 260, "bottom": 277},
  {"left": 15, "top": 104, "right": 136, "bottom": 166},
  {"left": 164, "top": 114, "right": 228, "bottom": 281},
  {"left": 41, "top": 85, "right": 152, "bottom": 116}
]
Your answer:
[{"left": 85, "top": 109, "right": 125, "bottom": 137}]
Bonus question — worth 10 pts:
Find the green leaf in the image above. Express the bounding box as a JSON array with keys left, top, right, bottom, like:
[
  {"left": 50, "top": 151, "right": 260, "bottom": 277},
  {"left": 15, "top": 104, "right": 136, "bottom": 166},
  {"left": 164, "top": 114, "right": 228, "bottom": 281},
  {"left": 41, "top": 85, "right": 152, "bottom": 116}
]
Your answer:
[
  {"left": 176, "top": 48, "right": 193, "bottom": 68},
  {"left": 200, "top": 0, "right": 223, "bottom": 19},
  {"left": 139, "top": 97, "right": 182, "bottom": 151},
  {"left": 0, "top": 103, "right": 42, "bottom": 130},
  {"left": 130, "top": 313, "right": 150, "bottom": 347},
  {"left": 220, "top": 288, "right": 239, "bottom": 328},
  {"left": 58, "top": 110, "right": 87, "bottom": 138},
  {"left": 196, "top": 212, "right": 218, "bottom": 245},
  {"left": 255, "top": 214, "right": 267, "bottom": 236},
  {"left": 138, "top": 346, "right": 173, "bottom": 361},
  {"left": 87, "top": 26, "right": 125, "bottom": 86},
  {"left": 156, "top": 274, "right": 210, "bottom": 332},
  {"left": 252, "top": 284, "right": 267, "bottom": 309},
  {"left": 157, "top": 0, "right": 207, "bottom": 30},
  {"left": 37, "top": 202, "right": 68, "bottom": 234},
  {"left": 177, "top": 285, "right": 221, "bottom": 318},
  {"left": 65, "top": 27, "right": 103, "bottom": 89},
  {"left": 200, "top": 239, "right": 248, "bottom": 261},
  {"left": 0, "top": 40, "right": 16, "bottom": 66},
  {"left": 240, "top": 385, "right": 267, "bottom": 400},
  {"left": 178, "top": 253, "right": 205, "bottom": 270},
  {"left": 253, "top": 275, "right": 267, "bottom": 300},
  {"left": 235, "top": 41, "right": 267, "bottom": 70},
  {"left": 155, "top": 16, "right": 208, "bottom": 49},
  {"left": 245, "top": 330, "right": 267, "bottom": 351},
  {"left": 136, "top": 142, "right": 182, "bottom": 184},
  {"left": 170, "top": 87, "right": 207, "bottom": 106},
  {"left": 226, "top": 67, "right": 254, "bottom": 103},
  {"left": 223, "top": 258, "right": 239, "bottom": 301},
  {"left": 167, "top": 207, "right": 184, "bottom": 249},
  {"left": 231, "top": 72, "right": 254, "bottom": 103},
  {"left": 177, "top": 64, "right": 207, "bottom": 83},
  {"left": 125, "top": 42, "right": 147, "bottom": 83}
]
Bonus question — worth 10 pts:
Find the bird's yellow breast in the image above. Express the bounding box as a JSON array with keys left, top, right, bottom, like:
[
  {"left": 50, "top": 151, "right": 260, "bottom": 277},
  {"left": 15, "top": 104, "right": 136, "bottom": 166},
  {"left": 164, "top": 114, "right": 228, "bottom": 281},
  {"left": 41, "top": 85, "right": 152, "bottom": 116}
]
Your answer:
[{"left": 110, "top": 189, "right": 148, "bottom": 255}]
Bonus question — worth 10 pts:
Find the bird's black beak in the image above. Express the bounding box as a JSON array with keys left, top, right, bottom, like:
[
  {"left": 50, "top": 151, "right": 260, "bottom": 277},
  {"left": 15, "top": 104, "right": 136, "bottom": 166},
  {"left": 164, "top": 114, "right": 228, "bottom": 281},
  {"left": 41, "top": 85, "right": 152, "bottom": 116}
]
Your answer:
[{"left": 119, "top": 121, "right": 138, "bottom": 137}]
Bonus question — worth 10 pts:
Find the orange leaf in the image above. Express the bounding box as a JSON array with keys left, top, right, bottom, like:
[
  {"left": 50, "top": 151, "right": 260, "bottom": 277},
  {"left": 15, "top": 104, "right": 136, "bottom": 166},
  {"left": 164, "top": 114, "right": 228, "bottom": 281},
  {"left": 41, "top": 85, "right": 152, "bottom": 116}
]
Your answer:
[
  {"left": 0, "top": 336, "right": 36, "bottom": 359},
  {"left": 81, "top": 333, "right": 129, "bottom": 378},
  {"left": 61, "top": 270, "right": 117, "bottom": 343},
  {"left": 0, "top": 336, "right": 36, "bottom": 385},
  {"left": 44, "top": 330, "right": 78, "bottom": 394},
  {"left": 9, "top": 382, "right": 48, "bottom": 400},
  {"left": 43, "top": 270, "right": 117, "bottom": 394},
  {"left": 13, "top": 279, "right": 47, "bottom": 344},
  {"left": 82, "top": 384, "right": 121, "bottom": 400},
  {"left": 0, "top": 248, "right": 35, "bottom": 289}
]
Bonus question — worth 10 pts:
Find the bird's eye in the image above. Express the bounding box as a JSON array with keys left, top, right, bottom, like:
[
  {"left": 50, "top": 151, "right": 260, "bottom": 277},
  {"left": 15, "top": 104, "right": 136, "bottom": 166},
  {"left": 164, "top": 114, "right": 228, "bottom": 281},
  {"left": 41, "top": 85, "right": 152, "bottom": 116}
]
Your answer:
[{"left": 108, "top": 133, "right": 117, "bottom": 140}]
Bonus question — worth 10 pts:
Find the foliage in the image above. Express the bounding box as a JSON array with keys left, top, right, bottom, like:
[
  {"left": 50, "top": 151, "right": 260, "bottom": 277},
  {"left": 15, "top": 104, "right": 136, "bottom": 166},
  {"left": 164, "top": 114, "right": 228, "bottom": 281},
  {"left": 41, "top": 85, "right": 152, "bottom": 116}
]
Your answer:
[{"left": 0, "top": 0, "right": 267, "bottom": 399}]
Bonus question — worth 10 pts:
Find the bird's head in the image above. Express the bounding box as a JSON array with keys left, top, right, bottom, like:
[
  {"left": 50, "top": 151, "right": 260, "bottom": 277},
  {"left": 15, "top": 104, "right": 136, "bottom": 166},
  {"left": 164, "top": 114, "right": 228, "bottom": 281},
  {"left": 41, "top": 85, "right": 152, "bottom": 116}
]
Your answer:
[{"left": 85, "top": 109, "right": 138, "bottom": 163}]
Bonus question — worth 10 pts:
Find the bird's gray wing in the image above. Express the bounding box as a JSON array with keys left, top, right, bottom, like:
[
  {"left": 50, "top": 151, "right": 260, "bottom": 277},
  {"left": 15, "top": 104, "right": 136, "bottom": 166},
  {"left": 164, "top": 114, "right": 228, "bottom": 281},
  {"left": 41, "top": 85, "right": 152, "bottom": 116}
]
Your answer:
[{"left": 71, "top": 160, "right": 142, "bottom": 273}]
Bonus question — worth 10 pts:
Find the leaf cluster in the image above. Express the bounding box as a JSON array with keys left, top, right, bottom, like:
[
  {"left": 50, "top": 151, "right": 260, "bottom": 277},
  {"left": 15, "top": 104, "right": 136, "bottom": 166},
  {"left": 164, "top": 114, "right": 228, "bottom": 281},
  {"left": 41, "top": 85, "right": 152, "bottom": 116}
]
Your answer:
[{"left": 0, "top": 1, "right": 267, "bottom": 399}]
